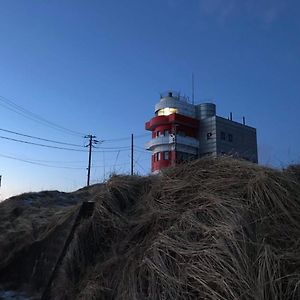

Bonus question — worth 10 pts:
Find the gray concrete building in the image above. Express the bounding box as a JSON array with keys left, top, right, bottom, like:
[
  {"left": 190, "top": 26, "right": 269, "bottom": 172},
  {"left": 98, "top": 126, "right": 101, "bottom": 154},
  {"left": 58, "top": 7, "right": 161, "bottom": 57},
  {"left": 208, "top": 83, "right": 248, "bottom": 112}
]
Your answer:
[{"left": 196, "top": 103, "right": 258, "bottom": 163}]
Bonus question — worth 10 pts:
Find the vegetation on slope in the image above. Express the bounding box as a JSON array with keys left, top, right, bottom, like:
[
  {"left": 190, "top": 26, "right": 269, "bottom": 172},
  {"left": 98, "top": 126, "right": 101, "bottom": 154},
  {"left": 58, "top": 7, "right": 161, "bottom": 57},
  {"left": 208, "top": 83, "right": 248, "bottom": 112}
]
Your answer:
[{"left": 0, "top": 157, "right": 300, "bottom": 300}]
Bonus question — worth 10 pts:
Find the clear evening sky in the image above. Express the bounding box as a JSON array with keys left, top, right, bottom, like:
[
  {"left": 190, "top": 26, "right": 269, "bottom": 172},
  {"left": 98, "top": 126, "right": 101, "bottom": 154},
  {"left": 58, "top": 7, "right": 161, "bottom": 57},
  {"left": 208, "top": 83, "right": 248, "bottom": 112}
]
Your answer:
[{"left": 0, "top": 0, "right": 299, "bottom": 199}]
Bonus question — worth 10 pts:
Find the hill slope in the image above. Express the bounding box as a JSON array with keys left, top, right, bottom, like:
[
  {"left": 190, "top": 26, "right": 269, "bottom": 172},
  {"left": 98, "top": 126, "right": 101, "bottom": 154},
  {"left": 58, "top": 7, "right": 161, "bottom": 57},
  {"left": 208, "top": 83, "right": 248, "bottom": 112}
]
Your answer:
[{"left": 0, "top": 157, "right": 300, "bottom": 300}]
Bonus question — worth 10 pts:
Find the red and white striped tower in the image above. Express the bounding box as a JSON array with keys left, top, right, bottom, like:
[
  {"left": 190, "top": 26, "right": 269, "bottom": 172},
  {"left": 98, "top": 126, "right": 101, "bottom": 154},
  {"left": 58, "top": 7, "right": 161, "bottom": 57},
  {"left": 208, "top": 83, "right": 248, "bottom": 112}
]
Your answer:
[{"left": 145, "top": 91, "right": 199, "bottom": 172}]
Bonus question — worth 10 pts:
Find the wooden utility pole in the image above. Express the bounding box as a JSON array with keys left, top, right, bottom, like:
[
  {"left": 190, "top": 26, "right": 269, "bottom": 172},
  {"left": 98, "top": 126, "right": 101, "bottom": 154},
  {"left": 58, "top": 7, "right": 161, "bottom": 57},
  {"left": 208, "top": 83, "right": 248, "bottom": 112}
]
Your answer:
[
  {"left": 41, "top": 201, "right": 95, "bottom": 300},
  {"left": 85, "top": 135, "right": 98, "bottom": 186}
]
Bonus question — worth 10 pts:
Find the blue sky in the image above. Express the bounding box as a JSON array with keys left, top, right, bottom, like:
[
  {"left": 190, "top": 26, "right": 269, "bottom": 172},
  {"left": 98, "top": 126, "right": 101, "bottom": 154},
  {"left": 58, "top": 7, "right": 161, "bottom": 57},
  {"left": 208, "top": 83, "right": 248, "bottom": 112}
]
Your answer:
[{"left": 0, "top": 0, "right": 299, "bottom": 199}]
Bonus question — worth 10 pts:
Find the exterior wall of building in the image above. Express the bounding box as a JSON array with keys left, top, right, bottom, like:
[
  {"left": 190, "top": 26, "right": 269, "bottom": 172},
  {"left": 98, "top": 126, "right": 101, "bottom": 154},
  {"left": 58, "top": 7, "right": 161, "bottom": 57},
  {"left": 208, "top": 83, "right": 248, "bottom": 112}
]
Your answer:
[
  {"left": 145, "top": 109, "right": 199, "bottom": 171},
  {"left": 145, "top": 114, "right": 198, "bottom": 132},
  {"left": 151, "top": 124, "right": 197, "bottom": 139},
  {"left": 195, "top": 103, "right": 216, "bottom": 120},
  {"left": 152, "top": 151, "right": 172, "bottom": 172},
  {"left": 198, "top": 116, "right": 217, "bottom": 157},
  {"left": 215, "top": 117, "right": 258, "bottom": 163}
]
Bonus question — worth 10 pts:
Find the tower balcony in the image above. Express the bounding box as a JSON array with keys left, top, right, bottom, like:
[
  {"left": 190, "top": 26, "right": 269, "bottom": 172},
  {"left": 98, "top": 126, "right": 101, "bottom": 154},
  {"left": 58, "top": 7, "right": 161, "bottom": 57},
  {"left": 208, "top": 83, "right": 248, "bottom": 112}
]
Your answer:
[
  {"left": 145, "top": 135, "right": 199, "bottom": 150},
  {"left": 145, "top": 114, "right": 198, "bottom": 131}
]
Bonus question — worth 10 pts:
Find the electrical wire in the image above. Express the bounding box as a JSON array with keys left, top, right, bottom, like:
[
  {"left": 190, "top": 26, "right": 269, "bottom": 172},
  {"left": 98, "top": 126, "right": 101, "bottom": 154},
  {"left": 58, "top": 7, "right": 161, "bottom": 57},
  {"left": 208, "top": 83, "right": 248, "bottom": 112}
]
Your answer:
[
  {"left": 0, "top": 127, "right": 85, "bottom": 147},
  {"left": 132, "top": 157, "right": 147, "bottom": 173},
  {"left": 94, "top": 148, "right": 130, "bottom": 153},
  {"left": 113, "top": 150, "right": 120, "bottom": 170},
  {"left": 93, "top": 162, "right": 129, "bottom": 168},
  {"left": 135, "top": 145, "right": 149, "bottom": 151},
  {"left": 0, "top": 135, "right": 133, "bottom": 153},
  {"left": 0, "top": 153, "right": 85, "bottom": 169},
  {"left": 135, "top": 149, "right": 151, "bottom": 154},
  {"left": 14, "top": 157, "right": 86, "bottom": 164},
  {"left": 0, "top": 95, "right": 86, "bottom": 137},
  {"left": 0, "top": 135, "right": 88, "bottom": 152},
  {"left": 102, "top": 133, "right": 148, "bottom": 142},
  {"left": 0, "top": 152, "right": 132, "bottom": 170},
  {"left": 96, "top": 146, "right": 131, "bottom": 150}
]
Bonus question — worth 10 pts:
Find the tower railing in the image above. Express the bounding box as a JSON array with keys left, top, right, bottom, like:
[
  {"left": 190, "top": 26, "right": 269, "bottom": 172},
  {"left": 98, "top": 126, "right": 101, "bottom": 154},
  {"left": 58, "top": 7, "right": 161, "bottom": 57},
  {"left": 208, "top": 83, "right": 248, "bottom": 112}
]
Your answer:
[{"left": 160, "top": 91, "right": 190, "bottom": 103}]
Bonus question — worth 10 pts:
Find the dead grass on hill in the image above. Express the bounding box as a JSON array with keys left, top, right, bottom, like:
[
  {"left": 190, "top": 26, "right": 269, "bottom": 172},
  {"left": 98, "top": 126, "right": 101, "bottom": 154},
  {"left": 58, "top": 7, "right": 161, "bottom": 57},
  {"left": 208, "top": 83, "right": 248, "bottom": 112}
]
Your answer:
[
  {"left": 45, "top": 157, "right": 300, "bottom": 300},
  {"left": 0, "top": 186, "right": 105, "bottom": 266}
]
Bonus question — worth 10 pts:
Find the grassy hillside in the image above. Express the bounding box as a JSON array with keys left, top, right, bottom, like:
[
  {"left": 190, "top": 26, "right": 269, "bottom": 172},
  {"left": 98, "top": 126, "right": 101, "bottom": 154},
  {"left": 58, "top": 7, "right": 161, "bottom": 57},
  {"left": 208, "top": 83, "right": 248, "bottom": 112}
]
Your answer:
[{"left": 0, "top": 157, "right": 299, "bottom": 300}]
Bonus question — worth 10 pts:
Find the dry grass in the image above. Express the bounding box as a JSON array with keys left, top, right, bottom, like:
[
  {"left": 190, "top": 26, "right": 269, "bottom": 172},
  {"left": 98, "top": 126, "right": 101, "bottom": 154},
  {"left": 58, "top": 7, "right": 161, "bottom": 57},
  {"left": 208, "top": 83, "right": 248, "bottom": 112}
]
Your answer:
[
  {"left": 1, "top": 157, "right": 300, "bottom": 300},
  {"left": 0, "top": 186, "right": 104, "bottom": 266}
]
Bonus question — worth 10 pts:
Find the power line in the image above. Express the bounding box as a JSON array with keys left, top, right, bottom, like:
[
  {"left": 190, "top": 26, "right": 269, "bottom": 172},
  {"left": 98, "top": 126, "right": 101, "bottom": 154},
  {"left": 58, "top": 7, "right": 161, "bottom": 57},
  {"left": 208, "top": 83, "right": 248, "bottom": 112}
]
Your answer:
[
  {"left": 0, "top": 135, "right": 88, "bottom": 152},
  {"left": 113, "top": 150, "right": 120, "bottom": 170},
  {"left": 0, "top": 135, "right": 132, "bottom": 153},
  {"left": 135, "top": 145, "right": 149, "bottom": 150},
  {"left": 0, "top": 127, "right": 85, "bottom": 147},
  {"left": 0, "top": 95, "right": 86, "bottom": 137},
  {"left": 102, "top": 133, "right": 148, "bottom": 142},
  {"left": 96, "top": 146, "right": 130, "bottom": 150},
  {"left": 0, "top": 153, "right": 85, "bottom": 169},
  {"left": 135, "top": 149, "right": 151, "bottom": 154},
  {"left": 94, "top": 148, "right": 130, "bottom": 153},
  {"left": 0, "top": 152, "right": 132, "bottom": 170},
  {"left": 93, "top": 162, "right": 129, "bottom": 168},
  {"left": 21, "top": 158, "right": 86, "bottom": 164},
  {"left": 132, "top": 157, "right": 147, "bottom": 173}
]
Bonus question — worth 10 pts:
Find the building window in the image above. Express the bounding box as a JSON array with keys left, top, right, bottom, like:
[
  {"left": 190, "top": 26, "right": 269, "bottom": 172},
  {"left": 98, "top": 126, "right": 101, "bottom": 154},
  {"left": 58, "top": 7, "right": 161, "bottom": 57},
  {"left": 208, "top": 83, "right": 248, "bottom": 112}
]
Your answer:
[
  {"left": 228, "top": 134, "right": 233, "bottom": 142},
  {"left": 156, "top": 152, "right": 161, "bottom": 161},
  {"left": 163, "top": 151, "right": 169, "bottom": 160},
  {"left": 156, "top": 131, "right": 160, "bottom": 137},
  {"left": 202, "top": 152, "right": 213, "bottom": 157},
  {"left": 164, "top": 129, "right": 169, "bottom": 136},
  {"left": 157, "top": 107, "right": 178, "bottom": 116},
  {"left": 207, "top": 132, "right": 212, "bottom": 140},
  {"left": 221, "top": 131, "right": 226, "bottom": 140}
]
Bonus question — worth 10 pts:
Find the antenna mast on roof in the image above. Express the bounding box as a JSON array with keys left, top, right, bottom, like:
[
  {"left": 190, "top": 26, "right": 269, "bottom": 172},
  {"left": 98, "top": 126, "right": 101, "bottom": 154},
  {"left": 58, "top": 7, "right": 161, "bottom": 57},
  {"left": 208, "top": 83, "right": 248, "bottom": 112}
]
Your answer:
[{"left": 192, "top": 73, "right": 195, "bottom": 104}]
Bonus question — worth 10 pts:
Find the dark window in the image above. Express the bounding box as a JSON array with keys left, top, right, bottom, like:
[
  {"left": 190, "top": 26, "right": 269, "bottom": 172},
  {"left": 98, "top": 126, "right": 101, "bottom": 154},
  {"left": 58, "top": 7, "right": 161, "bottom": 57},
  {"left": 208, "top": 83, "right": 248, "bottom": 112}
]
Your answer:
[
  {"left": 221, "top": 131, "right": 226, "bottom": 140},
  {"left": 228, "top": 134, "right": 233, "bottom": 142},
  {"left": 156, "top": 131, "right": 159, "bottom": 137},
  {"left": 177, "top": 152, "right": 184, "bottom": 161},
  {"left": 164, "top": 129, "right": 169, "bottom": 136},
  {"left": 163, "top": 151, "right": 169, "bottom": 160},
  {"left": 202, "top": 152, "right": 213, "bottom": 157},
  {"left": 207, "top": 132, "right": 212, "bottom": 140}
]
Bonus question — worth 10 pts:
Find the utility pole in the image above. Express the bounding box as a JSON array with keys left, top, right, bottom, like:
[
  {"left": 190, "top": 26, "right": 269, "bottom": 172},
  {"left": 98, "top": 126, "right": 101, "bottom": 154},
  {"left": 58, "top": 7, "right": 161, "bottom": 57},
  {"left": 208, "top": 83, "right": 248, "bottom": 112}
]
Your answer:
[
  {"left": 85, "top": 135, "right": 99, "bottom": 186},
  {"left": 131, "top": 133, "right": 134, "bottom": 175}
]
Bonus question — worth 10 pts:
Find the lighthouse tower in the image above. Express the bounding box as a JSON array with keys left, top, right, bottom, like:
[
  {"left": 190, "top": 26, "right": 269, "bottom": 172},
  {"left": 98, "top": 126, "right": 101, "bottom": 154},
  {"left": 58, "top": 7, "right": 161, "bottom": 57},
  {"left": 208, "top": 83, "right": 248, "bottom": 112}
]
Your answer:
[
  {"left": 145, "top": 90, "right": 258, "bottom": 172},
  {"left": 145, "top": 91, "right": 199, "bottom": 172}
]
